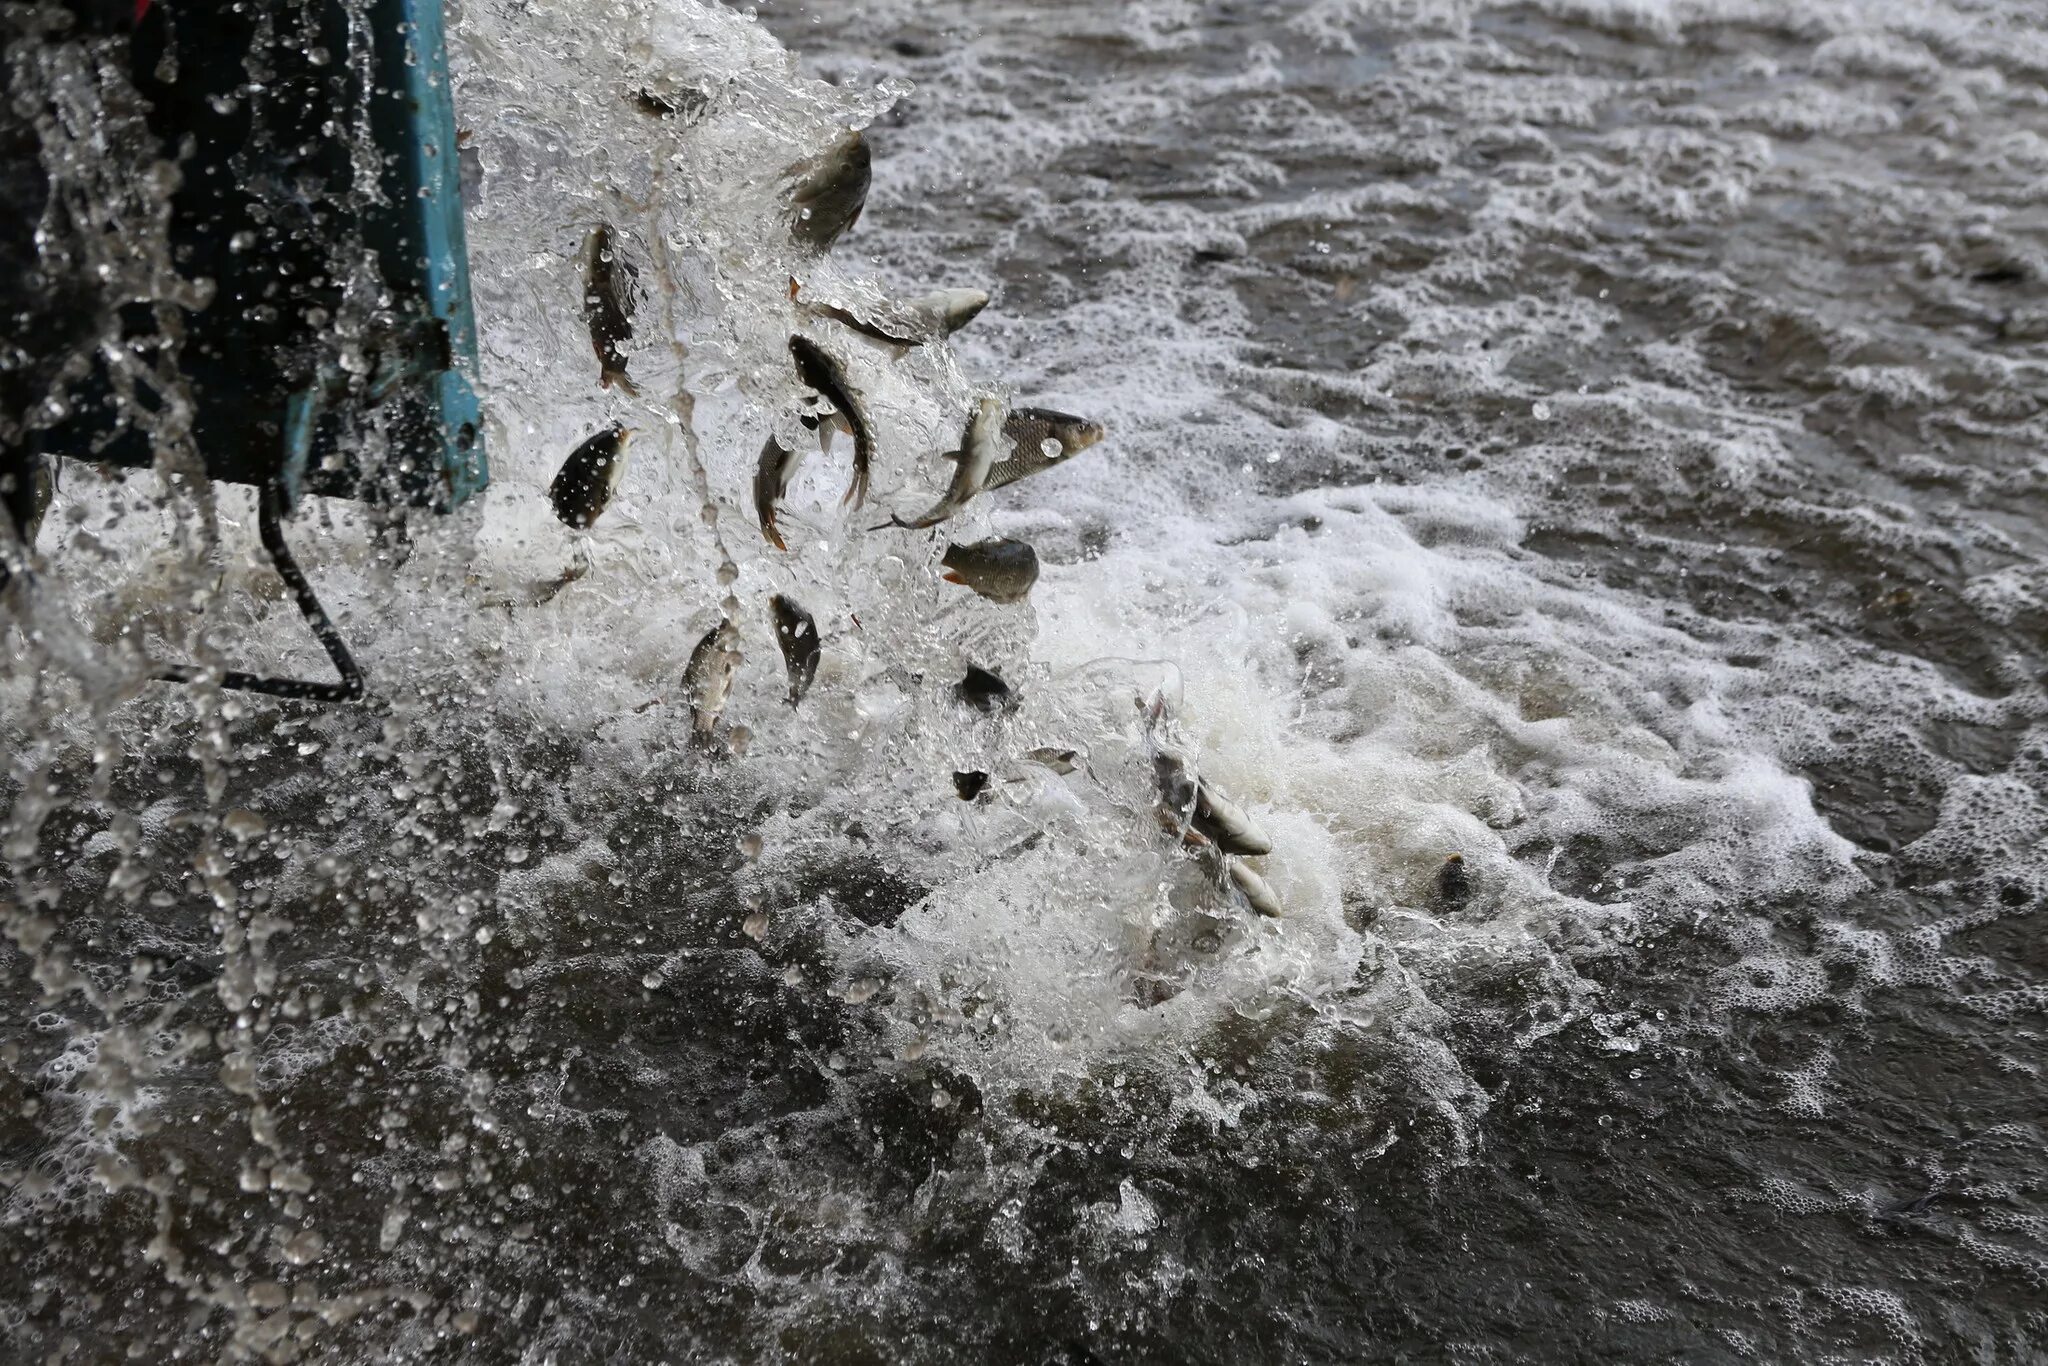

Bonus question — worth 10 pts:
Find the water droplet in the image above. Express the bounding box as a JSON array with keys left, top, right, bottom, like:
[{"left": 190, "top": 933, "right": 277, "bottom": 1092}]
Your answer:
[
  {"left": 1532, "top": 400, "right": 1553, "bottom": 420},
  {"left": 281, "top": 1229, "right": 325, "bottom": 1265},
  {"left": 222, "top": 808, "right": 267, "bottom": 843}
]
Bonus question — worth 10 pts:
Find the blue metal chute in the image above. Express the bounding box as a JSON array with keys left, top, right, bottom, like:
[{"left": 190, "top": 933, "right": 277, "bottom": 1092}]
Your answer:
[{"left": 19, "top": 0, "right": 489, "bottom": 700}]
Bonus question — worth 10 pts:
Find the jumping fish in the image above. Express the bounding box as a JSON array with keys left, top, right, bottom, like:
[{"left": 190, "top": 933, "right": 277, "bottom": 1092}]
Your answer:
[
  {"left": 783, "top": 129, "right": 871, "bottom": 252},
  {"left": 549, "top": 425, "right": 633, "bottom": 529},
  {"left": 682, "top": 616, "right": 743, "bottom": 738},
  {"left": 0, "top": 453, "right": 51, "bottom": 590},
  {"left": 580, "top": 224, "right": 640, "bottom": 396},
  {"left": 941, "top": 538, "right": 1038, "bottom": 604},
  {"left": 1227, "top": 860, "right": 1284, "bottom": 918},
  {"left": 1023, "top": 746, "right": 1080, "bottom": 775},
  {"left": 983, "top": 408, "right": 1105, "bottom": 492},
  {"left": 2, "top": 453, "right": 52, "bottom": 546},
  {"left": 877, "top": 396, "right": 1005, "bottom": 531},
  {"left": 956, "top": 663, "right": 1012, "bottom": 714},
  {"left": 769, "top": 593, "right": 820, "bottom": 707},
  {"left": 798, "top": 285, "right": 989, "bottom": 349},
  {"left": 788, "top": 335, "right": 872, "bottom": 508},
  {"left": 953, "top": 771, "right": 992, "bottom": 802},
  {"left": 1154, "top": 749, "right": 1273, "bottom": 856},
  {"left": 753, "top": 436, "right": 804, "bottom": 551}
]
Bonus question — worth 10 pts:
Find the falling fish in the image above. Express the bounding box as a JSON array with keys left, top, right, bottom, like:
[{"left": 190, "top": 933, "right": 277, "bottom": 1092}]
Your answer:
[
  {"left": 630, "top": 86, "right": 708, "bottom": 123},
  {"left": 753, "top": 436, "right": 805, "bottom": 551},
  {"left": 682, "top": 616, "right": 742, "bottom": 738},
  {"left": 1023, "top": 747, "right": 1080, "bottom": 775},
  {"left": 941, "top": 538, "right": 1039, "bottom": 604},
  {"left": 788, "top": 335, "right": 873, "bottom": 508},
  {"left": 1154, "top": 749, "right": 1273, "bottom": 856},
  {"left": 580, "top": 224, "right": 640, "bottom": 396},
  {"left": 983, "top": 408, "right": 1106, "bottom": 492},
  {"left": 1227, "top": 860, "right": 1284, "bottom": 918},
  {"left": 3, "top": 454, "right": 52, "bottom": 545},
  {"left": 549, "top": 425, "right": 633, "bottom": 529},
  {"left": 1434, "top": 853, "right": 1472, "bottom": 912},
  {"left": 0, "top": 454, "right": 52, "bottom": 590},
  {"left": 877, "top": 396, "right": 1006, "bottom": 531},
  {"left": 798, "top": 284, "right": 989, "bottom": 350},
  {"left": 769, "top": 593, "right": 820, "bottom": 707},
  {"left": 783, "top": 129, "right": 870, "bottom": 252},
  {"left": 956, "top": 663, "right": 1012, "bottom": 713}
]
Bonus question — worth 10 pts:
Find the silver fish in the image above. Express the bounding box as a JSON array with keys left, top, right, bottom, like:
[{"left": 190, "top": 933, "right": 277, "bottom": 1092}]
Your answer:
[
  {"left": 941, "top": 538, "right": 1038, "bottom": 604},
  {"left": 683, "top": 616, "right": 743, "bottom": 737},
  {"left": 769, "top": 593, "right": 820, "bottom": 707},
  {"left": 783, "top": 129, "right": 871, "bottom": 252},
  {"left": 879, "top": 396, "right": 1005, "bottom": 531},
  {"left": 753, "top": 436, "right": 805, "bottom": 551},
  {"left": 1023, "top": 746, "right": 1080, "bottom": 775},
  {"left": 789, "top": 335, "right": 872, "bottom": 508},
  {"left": 1154, "top": 749, "right": 1273, "bottom": 856},
  {"left": 799, "top": 286, "right": 989, "bottom": 349},
  {"left": 903, "top": 288, "right": 991, "bottom": 337},
  {"left": 580, "top": 224, "right": 640, "bottom": 397},
  {"left": 549, "top": 425, "right": 633, "bottom": 529},
  {"left": 984, "top": 407, "right": 1105, "bottom": 492},
  {"left": 1227, "top": 860, "right": 1284, "bottom": 918}
]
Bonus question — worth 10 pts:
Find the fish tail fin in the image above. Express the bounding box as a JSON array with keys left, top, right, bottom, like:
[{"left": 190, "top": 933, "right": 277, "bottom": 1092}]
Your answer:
[
  {"left": 762, "top": 516, "right": 788, "bottom": 552},
  {"left": 842, "top": 464, "right": 871, "bottom": 509},
  {"left": 605, "top": 368, "right": 641, "bottom": 398}
]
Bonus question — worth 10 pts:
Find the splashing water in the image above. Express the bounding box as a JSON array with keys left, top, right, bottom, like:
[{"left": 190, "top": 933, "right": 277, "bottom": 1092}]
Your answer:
[{"left": 5, "top": 0, "right": 2046, "bottom": 1360}]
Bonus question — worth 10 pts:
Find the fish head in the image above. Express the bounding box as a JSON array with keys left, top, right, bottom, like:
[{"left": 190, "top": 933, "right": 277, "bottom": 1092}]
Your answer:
[
  {"left": 932, "top": 288, "right": 990, "bottom": 331},
  {"left": 1013, "top": 408, "right": 1104, "bottom": 460},
  {"left": 1059, "top": 422, "right": 1106, "bottom": 455}
]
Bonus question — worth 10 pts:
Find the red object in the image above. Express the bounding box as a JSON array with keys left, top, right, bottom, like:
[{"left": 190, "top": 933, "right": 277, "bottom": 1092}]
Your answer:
[{"left": 135, "top": 0, "right": 151, "bottom": 19}]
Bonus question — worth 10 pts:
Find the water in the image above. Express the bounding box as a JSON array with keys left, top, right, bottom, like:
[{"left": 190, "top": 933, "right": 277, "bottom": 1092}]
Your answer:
[{"left": 4, "top": 0, "right": 2046, "bottom": 1360}]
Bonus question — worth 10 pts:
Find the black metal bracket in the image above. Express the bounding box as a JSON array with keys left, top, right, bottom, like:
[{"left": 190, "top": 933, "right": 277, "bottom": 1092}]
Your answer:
[{"left": 152, "top": 478, "right": 366, "bottom": 702}]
